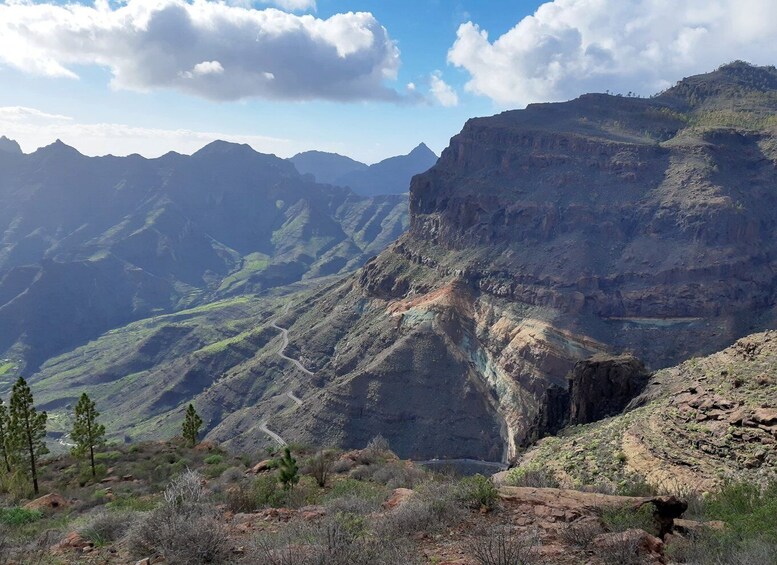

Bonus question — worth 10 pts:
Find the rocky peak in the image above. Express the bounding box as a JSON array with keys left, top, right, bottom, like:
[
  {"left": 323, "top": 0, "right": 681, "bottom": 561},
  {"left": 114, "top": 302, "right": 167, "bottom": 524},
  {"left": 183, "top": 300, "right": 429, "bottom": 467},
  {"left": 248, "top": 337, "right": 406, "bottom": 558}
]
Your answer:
[{"left": 0, "top": 136, "right": 22, "bottom": 155}]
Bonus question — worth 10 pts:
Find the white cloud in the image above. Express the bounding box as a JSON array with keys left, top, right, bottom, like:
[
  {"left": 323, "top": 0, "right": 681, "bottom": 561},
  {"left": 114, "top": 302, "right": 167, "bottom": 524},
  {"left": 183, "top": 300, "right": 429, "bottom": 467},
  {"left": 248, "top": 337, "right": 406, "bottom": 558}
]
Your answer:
[
  {"left": 0, "top": 0, "right": 401, "bottom": 102},
  {"left": 258, "top": 0, "right": 316, "bottom": 11},
  {"left": 429, "top": 70, "right": 459, "bottom": 107},
  {"left": 0, "top": 105, "right": 293, "bottom": 157},
  {"left": 448, "top": 0, "right": 777, "bottom": 106}
]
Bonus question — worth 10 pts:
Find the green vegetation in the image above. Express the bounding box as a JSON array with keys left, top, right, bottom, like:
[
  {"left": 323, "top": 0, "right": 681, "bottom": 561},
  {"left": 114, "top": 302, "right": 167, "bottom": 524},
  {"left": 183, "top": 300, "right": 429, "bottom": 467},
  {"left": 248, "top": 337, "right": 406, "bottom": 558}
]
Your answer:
[
  {"left": 278, "top": 447, "right": 299, "bottom": 491},
  {"left": 456, "top": 474, "right": 499, "bottom": 511},
  {"left": 7, "top": 377, "right": 48, "bottom": 494},
  {"left": 71, "top": 392, "right": 106, "bottom": 477},
  {"left": 0, "top": 362, "right": 14, "bottom": 376},
  {"left": 182, "top": 404, "right": 203, "bottom": 448},
  {"left": 0, "top": 506, "right": 43, "bottom": 526}
]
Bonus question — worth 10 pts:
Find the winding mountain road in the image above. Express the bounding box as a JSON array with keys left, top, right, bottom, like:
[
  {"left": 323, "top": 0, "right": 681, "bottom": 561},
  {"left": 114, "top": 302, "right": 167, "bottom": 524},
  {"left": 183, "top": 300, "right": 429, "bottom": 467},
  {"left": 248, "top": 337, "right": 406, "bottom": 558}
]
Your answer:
[
  {"left": 259, "top": 420, "right": 288, "bottom": 447},
  {"left": 259, "top": 302, "right": 310, "bottom": 445}
]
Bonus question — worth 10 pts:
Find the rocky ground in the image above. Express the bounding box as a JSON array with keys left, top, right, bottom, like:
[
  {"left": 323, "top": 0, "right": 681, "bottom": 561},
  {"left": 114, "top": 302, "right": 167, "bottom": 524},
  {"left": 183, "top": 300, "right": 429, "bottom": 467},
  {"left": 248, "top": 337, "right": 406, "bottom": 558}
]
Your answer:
[
  {"left": 515, "top": 331, "right": 777, "bottom": 493},
  {"left": 0, "top": 430, "right": 773, "bottom": 565}
]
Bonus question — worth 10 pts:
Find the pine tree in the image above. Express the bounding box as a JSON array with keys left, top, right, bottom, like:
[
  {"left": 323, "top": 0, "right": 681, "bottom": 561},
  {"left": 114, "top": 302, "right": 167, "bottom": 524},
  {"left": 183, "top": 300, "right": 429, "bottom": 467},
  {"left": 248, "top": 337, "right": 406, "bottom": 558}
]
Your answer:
[
  {"left": 8, "top": 377, "right": 47, "bottom": 494},
  {"left": 0, "top": 398, "right": 11, "bottom": 473},
  {"left": 71, "top": 393, "right": 105, "bottom": 478},
  {"left": 182, "top": 404, "right": 203, "bottom": 448},
  {"left": 278, "top": 447, "right": 299, "bottom": 491}
]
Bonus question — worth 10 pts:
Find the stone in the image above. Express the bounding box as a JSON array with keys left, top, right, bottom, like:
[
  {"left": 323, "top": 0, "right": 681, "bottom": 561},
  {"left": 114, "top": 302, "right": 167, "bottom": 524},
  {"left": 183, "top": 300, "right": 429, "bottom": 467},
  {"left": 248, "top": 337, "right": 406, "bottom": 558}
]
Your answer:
[
  {"left": 567, "top": 354, "right": 650, "bottom": 425},
  {"left": 24, "top": 493, "right": 69, "bottom": 512},
  {"left": 247, "top": 460, "right": 274, "bottom": 474},
  {"left": 384, "top": 488, "right": 414, "bottom": 510}
]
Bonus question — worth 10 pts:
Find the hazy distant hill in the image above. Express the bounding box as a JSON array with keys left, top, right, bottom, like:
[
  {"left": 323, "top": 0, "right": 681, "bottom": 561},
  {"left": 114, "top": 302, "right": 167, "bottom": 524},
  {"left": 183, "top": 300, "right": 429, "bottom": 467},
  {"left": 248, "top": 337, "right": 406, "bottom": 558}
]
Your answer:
[
  {"left": 289, "top": 151, "right": 368, "bottom": 184},
  {"left": 0, "top": 140, "right": 408, "bottom": 371},
  {"left": 289, "top": 143, "right": 438, "bottom": 196}
]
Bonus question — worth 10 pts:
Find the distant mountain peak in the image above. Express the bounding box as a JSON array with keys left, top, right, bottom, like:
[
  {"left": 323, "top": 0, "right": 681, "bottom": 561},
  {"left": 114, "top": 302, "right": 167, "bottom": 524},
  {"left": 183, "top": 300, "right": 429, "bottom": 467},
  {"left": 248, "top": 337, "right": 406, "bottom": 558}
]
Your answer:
[
  {"left": 0, "top": 136, "right": 22, "bottom": 155},
  {"left": 33, "top": 139, "right": 82, "bottom": 157},
  {"left": 409, "top": 142, "right": 436, "bottom": 158},
  {"left": 193, "top": 139, "right": 257, "bottom": 157}
]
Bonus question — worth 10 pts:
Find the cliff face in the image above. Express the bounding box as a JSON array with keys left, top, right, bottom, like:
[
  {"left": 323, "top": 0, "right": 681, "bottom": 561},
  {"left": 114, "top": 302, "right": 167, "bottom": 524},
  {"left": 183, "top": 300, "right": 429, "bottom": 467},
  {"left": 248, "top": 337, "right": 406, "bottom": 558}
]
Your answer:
[
  {"left": 265, "top": 63, "right": 777, "bottom": 461},
  {"left": 29, "top": 64, "right": 777, "bottom": 461}
]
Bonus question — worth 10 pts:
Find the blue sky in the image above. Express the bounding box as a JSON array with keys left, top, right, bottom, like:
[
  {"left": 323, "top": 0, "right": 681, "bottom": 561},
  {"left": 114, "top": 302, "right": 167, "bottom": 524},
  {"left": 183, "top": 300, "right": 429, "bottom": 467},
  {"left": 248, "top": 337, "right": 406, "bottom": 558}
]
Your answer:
[{"left": 1, "top": 0, "right": 775, "bottom": 162}]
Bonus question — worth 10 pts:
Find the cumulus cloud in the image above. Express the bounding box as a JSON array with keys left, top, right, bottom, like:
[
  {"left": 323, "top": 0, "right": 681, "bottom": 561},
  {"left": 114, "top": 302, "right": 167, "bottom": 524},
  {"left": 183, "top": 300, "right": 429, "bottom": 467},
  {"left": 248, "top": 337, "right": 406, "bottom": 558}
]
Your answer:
[
  {"left": 448, "top": 0, "right": 777, "bottom": 106},
  {"left": 0, "top": 0, "right": 401, "bottom": 102},
  {"left": 258, "top": 0, "right": 315, "bottom": 11},
  {"left": 0, "top": 105, "right": 292, "bottom": 157},
  {"left": 429, "top": 71, "right": 459, "bottom": 107}
]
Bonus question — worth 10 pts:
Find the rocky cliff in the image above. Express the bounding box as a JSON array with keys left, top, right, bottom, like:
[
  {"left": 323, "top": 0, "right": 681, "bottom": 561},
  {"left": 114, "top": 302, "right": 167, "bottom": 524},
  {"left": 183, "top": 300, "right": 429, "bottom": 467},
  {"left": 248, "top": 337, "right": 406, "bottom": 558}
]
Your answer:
[
  {"left": 256, "top": 62, "right": 777, "bottom": 461},
  {"left": 28, "top": 63, "right": 777, "bottom": 461}
]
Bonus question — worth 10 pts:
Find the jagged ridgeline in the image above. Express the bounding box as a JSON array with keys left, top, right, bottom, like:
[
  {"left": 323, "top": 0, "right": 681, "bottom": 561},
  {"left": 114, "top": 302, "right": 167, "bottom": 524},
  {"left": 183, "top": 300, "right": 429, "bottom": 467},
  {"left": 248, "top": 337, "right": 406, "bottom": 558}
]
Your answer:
[
  {"left": 0, "top": 141, "right": 411, "bottom": 372},
  {"left": 22, "top": 63, "right": 777, "bottom": 461}
]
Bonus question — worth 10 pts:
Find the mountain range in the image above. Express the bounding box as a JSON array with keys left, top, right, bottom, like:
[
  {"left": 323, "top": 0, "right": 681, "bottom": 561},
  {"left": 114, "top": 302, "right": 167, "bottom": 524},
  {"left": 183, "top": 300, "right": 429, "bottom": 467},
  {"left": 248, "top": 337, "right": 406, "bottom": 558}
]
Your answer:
[
  {"left": 290, "top": 143, "right": 438, "bottom": 196},
  {"left": 8, "top": 62, "right": 777, "bottom": 466},
  {"left": 0, "top": 140, "right": 415, "bottom": 372}
]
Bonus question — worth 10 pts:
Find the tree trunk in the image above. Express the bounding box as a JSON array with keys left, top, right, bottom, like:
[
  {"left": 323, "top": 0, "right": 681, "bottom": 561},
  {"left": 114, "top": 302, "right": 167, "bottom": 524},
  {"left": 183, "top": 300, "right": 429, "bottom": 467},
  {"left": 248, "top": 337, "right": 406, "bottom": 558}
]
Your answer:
[
  {"left": 26, "top": 416, "right": 38, "bottom": 495},
  {"left": 89, "top": 443, "right": 95, "bottom": 477}
]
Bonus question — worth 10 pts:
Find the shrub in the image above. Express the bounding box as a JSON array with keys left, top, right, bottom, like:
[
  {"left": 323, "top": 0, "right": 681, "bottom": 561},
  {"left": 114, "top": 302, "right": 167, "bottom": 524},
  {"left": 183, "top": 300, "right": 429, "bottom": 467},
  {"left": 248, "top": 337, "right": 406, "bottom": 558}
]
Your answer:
[
  {"left": 220, "top": 466, "right": 244, "bottom": 483},
  {"left": 378, "top": 481, "right": 464, "bottom": 538},
  {"left": 597, "top": 531, "right": 646, "bottom": 565},
  {"left": 601, "top": 504, "right": 658, "bottom": 537},
  {"left": 203, "top": 455, "right": 224, "bottom": 466},
  {"left": 470, "top": 526, "right": 539, "bottom": 565},
  {"left": 130, "top": 502, "right": 229, "bottom": 564},
  {"left": 80, "top": 510, "right": 138, "bottom": 546},
  {"left": 253, "top": 473, "right": 286, "bottom": 508},
  {"left": 129, "top": 471, "right": 228, "bottom": 564},
  {"left": 0, "top": 507, "right": 42, "bottom": 526},
  {"left": 703, "top": 480, "right": 777, "bottom": 542},
  {"left": 254, "top": 514, "right": 422, "bottom": 565},
  {"left": 505, "top": 467, "right": 560, "bottom": 489},
  {"left": 371, "top": 461, "right": 427, "bottom": 489},
  {"left": 324, "top": 478, "right": 388, "bottom": 506},
  {"left": 558, "top": 517, "right": 605, "bottom": 549},
  {"left": 457, "top": 474, "right": 499, "bottom": 511},
  {"left": 225, "top": 482, "right": 260, "bottom": 513},
  {"left": 306, "top": 450, "right": 336, "bottom": 488}
]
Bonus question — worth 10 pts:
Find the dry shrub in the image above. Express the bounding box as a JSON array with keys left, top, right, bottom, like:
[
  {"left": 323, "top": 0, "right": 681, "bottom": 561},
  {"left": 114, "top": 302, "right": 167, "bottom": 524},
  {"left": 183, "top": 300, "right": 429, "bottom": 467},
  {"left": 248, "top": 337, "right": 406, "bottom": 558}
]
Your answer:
[
  {"left": 377, "top": 480, "right": 465, "bottom": 538},
  {"left": 470, "top": 526, "right": 540, "bottom": 565},
  {"left": 80, "top": 509, "right": 139, "bottom": 545},
  {"left": 596, "top": 531, "right": 647, "bottom": 565},
  {"left": 129, "top": 470, "right": 229, "bottom": 564},
  {"left": 558, "top": 517, "right": 605, "bottom": 549},
  {"left": 253, "top": 515, "right": 421, "bottom": 565}
]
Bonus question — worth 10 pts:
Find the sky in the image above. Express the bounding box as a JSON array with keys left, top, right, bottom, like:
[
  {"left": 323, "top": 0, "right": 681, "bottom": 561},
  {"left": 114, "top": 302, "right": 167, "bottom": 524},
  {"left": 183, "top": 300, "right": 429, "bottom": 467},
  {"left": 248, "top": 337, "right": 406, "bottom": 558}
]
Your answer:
[{"left": 1, "top": 0, "right": 776, "bottom": 163}]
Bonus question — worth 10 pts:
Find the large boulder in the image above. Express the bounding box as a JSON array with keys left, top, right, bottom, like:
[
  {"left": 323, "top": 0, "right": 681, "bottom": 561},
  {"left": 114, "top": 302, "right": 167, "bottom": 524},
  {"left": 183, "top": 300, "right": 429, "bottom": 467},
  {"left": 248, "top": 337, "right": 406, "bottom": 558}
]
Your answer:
[{"left": 568, "top": 354, "right": 649, "bottom": 425}]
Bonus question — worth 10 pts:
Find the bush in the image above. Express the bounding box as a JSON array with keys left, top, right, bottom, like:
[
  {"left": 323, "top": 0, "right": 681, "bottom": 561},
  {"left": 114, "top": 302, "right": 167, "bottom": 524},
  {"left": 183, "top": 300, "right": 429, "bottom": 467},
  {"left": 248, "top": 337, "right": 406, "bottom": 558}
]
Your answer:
[
  {"left": 129, "top": 471, "right": 229, "bottom": 564},
  {"left": 220, "top": 466, "right": 244, "bottom": 483},
  {"left": 558, "top": 517, "right": 605, "bottom": 549},
  {"left": 371, "top": 462, "right": 427, "bottom": 489},
  {"left": 601, "top": 504, "right": 658, "bottom": 537},
  {"left": 130, "top": 502, "right": 229, "bottom": 564},
  {"left": 703, "top": 480, "right": 777, "bottom": 542},
  {"left": 225, "top": 481, "right": 260, "bottom": 514},
  {"left": 80, "top": 510, "right": 138, "bottom": 545},
  {"left": 505, "top": 467, "right": 560, "bottom": 489},
  {"left": 666, "top": 480, "right": 777, "bottom": 563},
  {"left": 306, "top": 450, "right": 336, "bottom": 488},
  {"left": 0, "top": 507, "right": 42, "bottom": 526},
  {"left": 378, "top": 481, "right": 464, "bottom": 538},
  {"left": 457, "top": 474, "right": 499, "bottom": 510},
  {"left": 254, "top": 514, "right": 422, "bottom": 565},
  {"left": 470, "top": 527, "right": 540, "bottom": 565},
  {"left": 253, "top": 473, "right": 287, "bottom": 508},
  {"left": 203, "top": 455, "right": 224, "bottom": 466}
]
